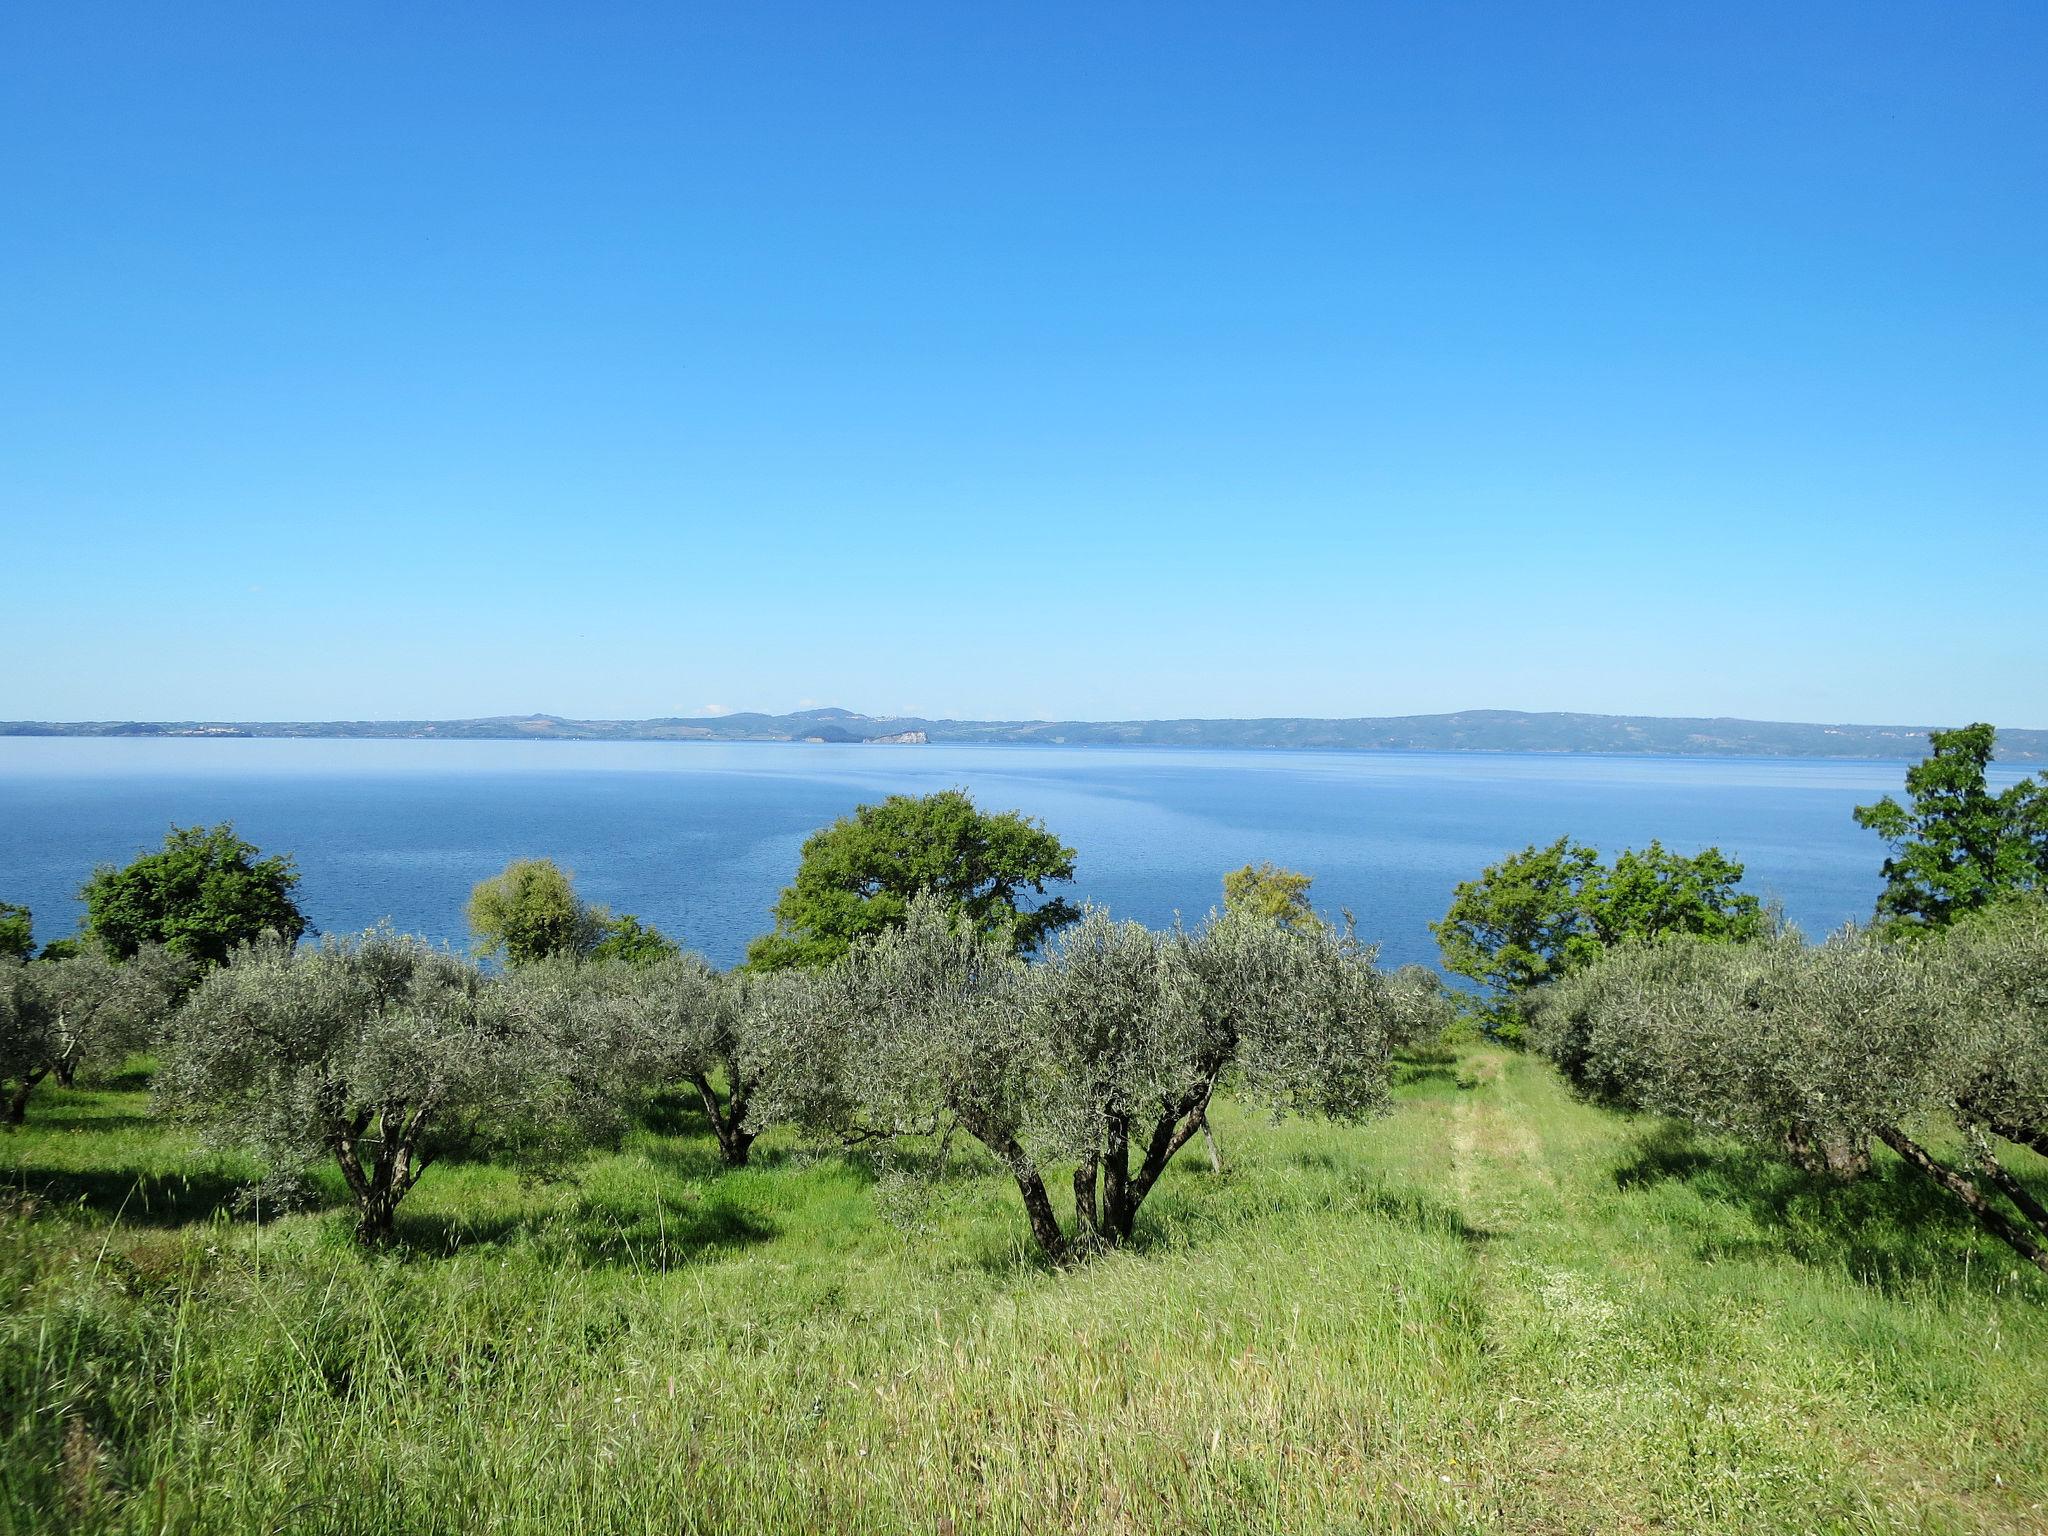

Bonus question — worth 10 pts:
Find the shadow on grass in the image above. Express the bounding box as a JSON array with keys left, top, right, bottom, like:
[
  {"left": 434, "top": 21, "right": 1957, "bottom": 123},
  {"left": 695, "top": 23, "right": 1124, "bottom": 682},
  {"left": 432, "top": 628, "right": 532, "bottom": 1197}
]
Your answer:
[
  {"left": 3, "top": 1164, "right": 257, "bottom": 1227},
  {"left": 21, "top": 1111, "right": 160, "bottom": 1134},
  {"left": 641, "top": 1138, "right": 805, "bottom": 1183},
  {"left": 1614, "top": 1123, "right": 2044, "bottom": 1292},
  {"left": 398, "top": 1192, "right": 778, "bottom": 1267},
  {"left": 1353, "top": 1183, "right": 1498, "bottom": 1244}
]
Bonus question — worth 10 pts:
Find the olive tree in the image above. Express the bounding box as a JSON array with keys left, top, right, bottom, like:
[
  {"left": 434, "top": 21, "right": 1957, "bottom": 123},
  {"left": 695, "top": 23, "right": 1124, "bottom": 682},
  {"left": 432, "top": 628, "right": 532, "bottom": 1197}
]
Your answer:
[
  {"left": 159, "top": 928, "right": 618, "bottom": 1244},
  {"left": 752, "top": 895, "right": 1421, "bottom": 1262},
  {"left": 1533, "top": 919, "right": 2048, "bottom": 1275},
  {"left": 38, "top": 943, "right": 189, "bottom": 1087},
  {"left": 535, "top": 953, "right": 768, "bottom": 1167},
  {"left": 0, "top": 945, "right": 186, "bottom": 1123},
  {"left": 1044, "top": 907, "right": 1402, "bottom": 1245},
  {"left": 0, "top": 962, "right": 55, "bottom": 1126},
  {"left": 1933, "top": 899, "right": 2048, "bottom": 1159}
]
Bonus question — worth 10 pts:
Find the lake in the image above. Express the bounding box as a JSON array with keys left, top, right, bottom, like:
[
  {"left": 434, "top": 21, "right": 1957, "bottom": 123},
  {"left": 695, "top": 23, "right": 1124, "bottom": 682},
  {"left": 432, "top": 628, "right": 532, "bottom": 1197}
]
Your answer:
[{"left": 0, "top": 739, "right": 2007, "bottom": 970}]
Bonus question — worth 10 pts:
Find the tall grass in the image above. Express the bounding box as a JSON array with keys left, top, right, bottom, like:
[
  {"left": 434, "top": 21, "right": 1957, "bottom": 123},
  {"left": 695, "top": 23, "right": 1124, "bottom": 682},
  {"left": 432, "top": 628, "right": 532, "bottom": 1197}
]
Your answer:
[{"left": 4, "top": 1049, "right": 2045, "bottom": 1533}]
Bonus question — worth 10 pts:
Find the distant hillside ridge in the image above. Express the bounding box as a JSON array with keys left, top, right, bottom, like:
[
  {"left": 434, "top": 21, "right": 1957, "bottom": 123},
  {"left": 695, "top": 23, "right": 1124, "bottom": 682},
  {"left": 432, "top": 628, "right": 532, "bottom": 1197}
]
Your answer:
[{"left": 5, "top": 709, "right": 2044, "bottom": 761}]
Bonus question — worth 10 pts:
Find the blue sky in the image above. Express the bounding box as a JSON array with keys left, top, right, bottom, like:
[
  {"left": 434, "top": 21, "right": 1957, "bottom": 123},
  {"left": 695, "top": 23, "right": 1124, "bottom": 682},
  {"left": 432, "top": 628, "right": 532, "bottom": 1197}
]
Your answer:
[{"left": 3, "top": 2, "right": 2043, "bottom": 726}]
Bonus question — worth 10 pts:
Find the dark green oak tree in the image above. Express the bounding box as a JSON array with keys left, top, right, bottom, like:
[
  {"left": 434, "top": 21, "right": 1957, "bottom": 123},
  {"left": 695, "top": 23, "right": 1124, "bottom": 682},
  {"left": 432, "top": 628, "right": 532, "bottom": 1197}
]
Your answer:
[
  {"left": 1853, "top": 723, "right": 2048, "bottom": 934},
  {"left": 80, "top": 823, "right": 305, "bottom": 966},
  {"left": 1433, "top": 837, "right": 1765, "bottom": 1026},
  {"left": 744, "top": 790, "right": 1079, "bottom": 970}
]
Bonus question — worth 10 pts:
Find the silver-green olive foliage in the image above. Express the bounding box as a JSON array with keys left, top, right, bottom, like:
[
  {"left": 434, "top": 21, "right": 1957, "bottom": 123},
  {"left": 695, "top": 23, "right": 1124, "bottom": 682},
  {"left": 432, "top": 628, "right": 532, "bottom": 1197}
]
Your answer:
[
  {"left": 159, "top": 928, "right": 620, "bottom": 1244},
  {"left": 1532, "top": 899, "right": 2048, "bottom": 1274},
  {"left": 751, "top": 894, "right": 1422, "bottom": 1261},
  {"left": 521, "top": 951, "right": 768, "bottom": 1168},
  {"left": 0, "top": 943, "right": 186, "bottom": 1124}
]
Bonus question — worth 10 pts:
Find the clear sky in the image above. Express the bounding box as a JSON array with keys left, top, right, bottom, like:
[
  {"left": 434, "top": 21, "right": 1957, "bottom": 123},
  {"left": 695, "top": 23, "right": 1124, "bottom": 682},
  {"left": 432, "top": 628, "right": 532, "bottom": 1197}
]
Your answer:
[{"left": 3, "top": 2, "right": 2043, "bottom": 727}]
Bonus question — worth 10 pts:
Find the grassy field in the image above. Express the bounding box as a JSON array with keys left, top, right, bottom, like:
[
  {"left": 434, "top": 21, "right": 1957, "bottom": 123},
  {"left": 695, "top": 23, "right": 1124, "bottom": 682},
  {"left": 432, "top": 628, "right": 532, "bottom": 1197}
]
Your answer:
[{"left": 4, "top": 1046, "right": 2046, "bottom": 1535}]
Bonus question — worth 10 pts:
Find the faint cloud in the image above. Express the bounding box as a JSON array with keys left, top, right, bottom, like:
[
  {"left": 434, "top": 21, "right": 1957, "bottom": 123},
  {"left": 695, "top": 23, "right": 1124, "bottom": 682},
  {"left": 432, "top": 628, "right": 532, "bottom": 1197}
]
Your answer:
[
  {"left": 796, "top": 697, "right": 819, "bottom": 710},
  {"left": 696, "top": 704, "right": 733, "bottom": 717}
]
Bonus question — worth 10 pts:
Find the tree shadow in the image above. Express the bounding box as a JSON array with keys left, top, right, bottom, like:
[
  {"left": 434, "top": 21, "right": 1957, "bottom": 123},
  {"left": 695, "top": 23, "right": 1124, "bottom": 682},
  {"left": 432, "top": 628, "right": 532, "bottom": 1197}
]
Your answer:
[
  {"left": 640, "top": 1139, "right": 801, "bottom": 1183},
  {"left": 20, "top": 1111, "right": 160, "bottom": 1134},
  {"left": 398, "top": 1191, "right": 778, "bottom": 1267},
  {"left": 1352, "top": 1183, "right": 1498, "bottom": 1245},
  {"left": 1613, "top": 1123, "right": 2044, "bottom": 1293},
  {"left": 2, "top": 1164, "right": 261, "bottom": 1227}
]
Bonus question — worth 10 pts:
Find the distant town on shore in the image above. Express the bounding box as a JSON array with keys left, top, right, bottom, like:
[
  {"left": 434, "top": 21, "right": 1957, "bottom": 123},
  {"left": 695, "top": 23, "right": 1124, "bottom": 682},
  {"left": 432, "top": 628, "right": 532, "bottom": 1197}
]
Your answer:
[{"left": 6, "top": 707, "right": 2043, "bottom": 761}]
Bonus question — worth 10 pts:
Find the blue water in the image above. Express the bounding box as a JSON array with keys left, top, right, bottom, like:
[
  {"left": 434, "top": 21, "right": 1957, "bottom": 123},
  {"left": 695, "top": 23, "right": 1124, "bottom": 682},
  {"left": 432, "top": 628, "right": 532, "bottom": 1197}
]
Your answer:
[{"left": 0, "top": 740, "right": 2012, "bottom": 970}]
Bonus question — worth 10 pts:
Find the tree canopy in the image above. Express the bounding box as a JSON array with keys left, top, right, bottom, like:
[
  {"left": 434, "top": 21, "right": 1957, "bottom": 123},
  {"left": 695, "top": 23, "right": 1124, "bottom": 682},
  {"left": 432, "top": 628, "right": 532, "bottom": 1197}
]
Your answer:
[
  {"left": 1853, "top": 722, "right": 2048, "bottom": 933},
  {"left": 0, "top": 943, "right": 185, "bottom": 1123},
  {"left": 744, "top": 790, "right": 1079, "bottom": 971},
  {"left": 750, "top": 895, "right": 1425, "bottom": 1260},
  {"left": 1531, "top": 898, "right": 2048, "bottom": 1274},
  {"left": 79, "top": 823, "right": 305, "bottom": 965},
  {"left": 1221, "top": 862, "right": 1325, "bottom": 932},
  {"left": 1432, "top": 836, "right": 1765, "bottom": 1026},
  {"left": 466, "top": 858, "right": 674, "bottom": 967},
  {"left": 0, "top": 905, "right": 31, "bottom": 963},
  {"left": 586, "top": 912, "right": 681, "bottom": 966},
  {"left": 160, "top": 928, "right": 619, "bottom": 1243}
]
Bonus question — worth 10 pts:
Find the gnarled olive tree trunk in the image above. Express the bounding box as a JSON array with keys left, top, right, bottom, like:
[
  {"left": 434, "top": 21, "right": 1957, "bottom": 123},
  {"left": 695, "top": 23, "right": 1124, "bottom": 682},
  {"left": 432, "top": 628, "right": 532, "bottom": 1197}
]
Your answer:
[
  {"left": 330, "top": 1098, "right": 438, "bottom": 1246},
  {"left": 690, "top": 1071, "right": 756, "bottom": 1168},
  {"left": 1782, "top": 1122, "right": 1871, "bottom": 1181},
  {"left": 1875, "top": 1125, "right": 2048, "bottom": 1277}
]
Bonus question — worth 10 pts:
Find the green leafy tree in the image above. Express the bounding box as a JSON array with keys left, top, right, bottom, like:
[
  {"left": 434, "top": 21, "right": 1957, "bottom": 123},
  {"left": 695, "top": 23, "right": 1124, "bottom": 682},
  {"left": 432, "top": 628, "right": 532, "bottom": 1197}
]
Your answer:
[
  {"left": 744, "top": 790, "right": 1079, "bottom": 971},
  {"left": 1433, "top": 837, "right": 1764, "bottom": 1027},
  {"left": 0, "top": 905, "right": 32, "bottom": 963},
  {"left": 80, "top": 823, "right": 305, "bottom": 965},
  {"left": 467, "top": 858, "right": 610, "bottom": 965},
  {"left": 586, "top": 913, "right": 681, "bottom": 966},
  {"left": 1853, "top": 723, "right": 2048, "bottom": 933},
  {"left": 160, "top": 928, "right": 620, "bottom": 1244},
  {"left": 469, "top": 858, "right": 676, "bottom": 968},
  {"left": 1431, "top": 838, "right": 1603, "bottom": 1011},
  {"left": 1222, "top": 862, "right": 1326, "bottom": 932}
]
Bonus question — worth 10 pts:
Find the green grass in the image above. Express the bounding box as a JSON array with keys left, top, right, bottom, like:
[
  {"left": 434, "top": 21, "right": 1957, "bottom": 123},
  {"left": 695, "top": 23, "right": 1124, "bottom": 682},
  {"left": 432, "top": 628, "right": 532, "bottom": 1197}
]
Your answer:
[{"left": 4, "top": 1048, "right": 2046, "bottom": 1534}]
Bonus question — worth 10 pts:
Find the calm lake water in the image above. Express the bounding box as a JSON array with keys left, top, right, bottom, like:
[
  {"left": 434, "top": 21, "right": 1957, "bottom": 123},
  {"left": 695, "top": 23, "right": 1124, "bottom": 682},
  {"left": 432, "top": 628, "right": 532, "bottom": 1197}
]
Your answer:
[{"left": 0, "top": 740, "right": 2013, "bottom": 970}]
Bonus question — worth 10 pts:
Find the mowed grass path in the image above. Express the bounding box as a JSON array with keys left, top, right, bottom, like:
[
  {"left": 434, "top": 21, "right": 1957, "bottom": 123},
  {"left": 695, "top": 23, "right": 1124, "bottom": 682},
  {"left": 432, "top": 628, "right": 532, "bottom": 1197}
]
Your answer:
[{"left": 4, "top": 1048, "right": 2046, "bottom": 1534}]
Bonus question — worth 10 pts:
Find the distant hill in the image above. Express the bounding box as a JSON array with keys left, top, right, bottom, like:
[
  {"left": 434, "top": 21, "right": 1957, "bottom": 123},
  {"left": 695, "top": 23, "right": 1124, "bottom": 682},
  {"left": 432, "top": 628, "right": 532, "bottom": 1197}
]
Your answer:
[{"left": 5, "top": 709, "right": 2044, "bottom": 761}]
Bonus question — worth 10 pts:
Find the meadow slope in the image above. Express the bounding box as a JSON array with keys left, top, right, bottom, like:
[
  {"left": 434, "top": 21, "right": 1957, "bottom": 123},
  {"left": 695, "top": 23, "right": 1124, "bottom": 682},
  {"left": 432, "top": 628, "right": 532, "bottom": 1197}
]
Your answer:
[{"left": 4, "top": 1047, "right": 2045, "bottom": 1534}]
